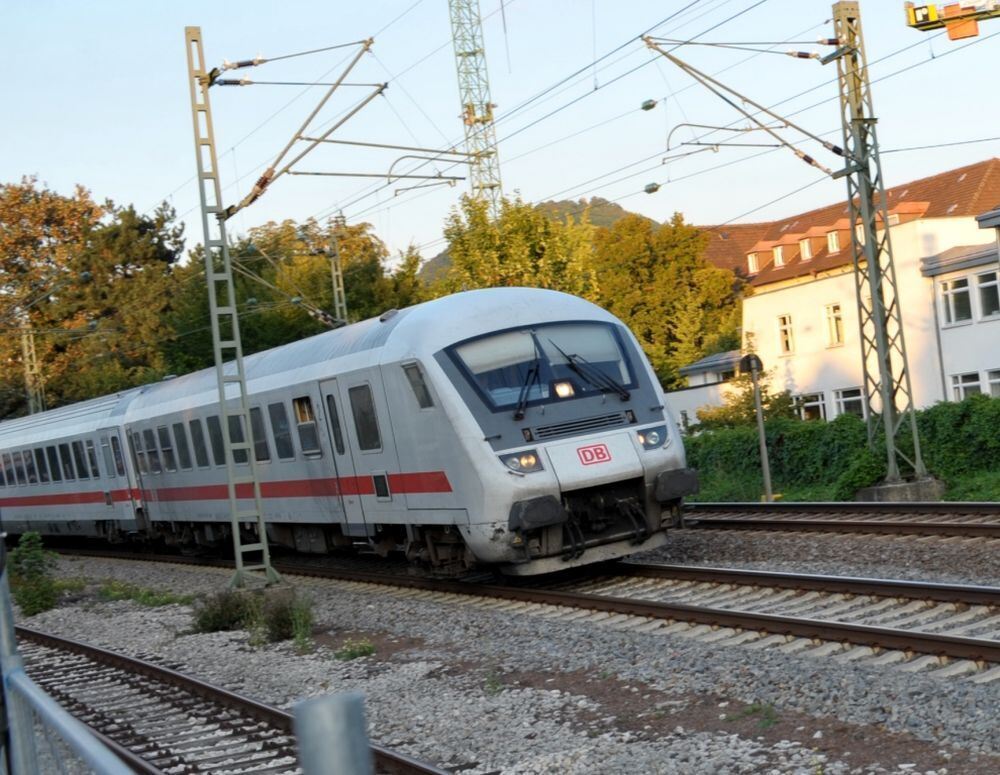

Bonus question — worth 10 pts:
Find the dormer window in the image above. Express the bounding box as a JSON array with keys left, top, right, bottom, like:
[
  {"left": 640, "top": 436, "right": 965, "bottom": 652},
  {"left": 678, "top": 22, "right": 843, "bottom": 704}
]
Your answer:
[
  {"left": 747, "top": 252, "right": 759, "bottom": 273},
  {"left": 773, "top": 246, "right": 784, "bottom": 267},
  {"left": 855, "top": 224, "right": 866, "bottom": 245},
  {"left": 887, "top": 213, "right": 900, "bottom": 226},
  {"left": 800, "top": 238, "right": 812, "bottom": 261},
  {"left": 827, "top": 231, "right": 840, "bottom": 253}
]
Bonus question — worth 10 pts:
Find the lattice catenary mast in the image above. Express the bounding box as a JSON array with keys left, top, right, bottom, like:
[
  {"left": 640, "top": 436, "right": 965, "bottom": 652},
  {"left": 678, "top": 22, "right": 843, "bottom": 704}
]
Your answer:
[
  {"left": 827, "top": 1, "right": 926, "bottom": 481},
  {"left": 448, "top": 0, "right": 503, "bottom": 215}
]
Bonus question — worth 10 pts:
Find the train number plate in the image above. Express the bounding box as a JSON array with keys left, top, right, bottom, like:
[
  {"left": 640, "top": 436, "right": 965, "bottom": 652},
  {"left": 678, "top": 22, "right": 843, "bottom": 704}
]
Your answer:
[{"left": 577, "top": 443, "right": 612, "bottom": 465}]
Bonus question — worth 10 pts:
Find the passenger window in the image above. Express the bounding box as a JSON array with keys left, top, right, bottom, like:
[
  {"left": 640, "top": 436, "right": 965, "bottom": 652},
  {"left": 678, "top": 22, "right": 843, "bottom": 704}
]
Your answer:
[
  {"left": 402, "top": 363, "right": 434, "bottom": 408},
  {"left": 0, "top": 460, "right": 5, "bottom": 487},
  {"left": 293, "top": 396, "right": 321, "bottom": 454},
  {"left": 348, "top": 384, "right": 382, "bottom": 451},
  {"left": 206, "top": 416, "right": 226, "bottom": 466},
  {"left": 72, "top": 441, "right": 90, "bottom": 479},
  {"left": 100, "top": 436, "right": 116, "bottom": 479},
  {"left": 172, "top": 423, "right": 192, "bottom": 470},
  {"left": 130, "top": 433, "right": 148, "bottom": 475},
  {"left": 12, "top": 451, "right": 26, "bottom": 485},
  {"left": 110, "top": 436, "right": 126, "bottom": 476},
  {"left": 22, "top": 450, "right": 38, "bottom": 484},
  {"left": 46, "top": 447, "right": 63, "bottom": 482},
  {"left": 85, "top": 440, "right": 100, "bottom": 478},
  {"left": 267, "top": 403, "right": 295, "bottom": 459},
  {"left": 141, "top": 430, "right": 161, "bottom": 474},
  {"left": 189, "top": 419, "right": 210, "bottom": 468},
  {"left": 249, "top": 408, "right": 271, "bottom": 462},
  {"left": 157, "top": 427, "right": 177, "bottom": 472},
  {"left": 2, "top": 453, "right": 15, "bottom": 485},
  {"left": 34, "top": 449, "right": 50, "bottom": 483},
  {"left": 227, "top": 415, "right": 249, "bottom": 464},
  {"left": 325, "top": 395, "right": 346, "bottom": 455},
  {"left": 59, "top": 443, "right": 77, "bottom": 480}
]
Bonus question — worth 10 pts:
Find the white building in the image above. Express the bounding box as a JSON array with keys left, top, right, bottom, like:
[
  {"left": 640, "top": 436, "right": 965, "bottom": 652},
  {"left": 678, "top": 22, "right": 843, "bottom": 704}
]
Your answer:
[{"left": 668, "top": 158, "right": 1000, "bottom": 423}]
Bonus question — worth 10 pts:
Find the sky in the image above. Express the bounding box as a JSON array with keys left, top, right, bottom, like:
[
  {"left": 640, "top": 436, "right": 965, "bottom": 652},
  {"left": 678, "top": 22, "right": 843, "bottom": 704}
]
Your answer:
[{"left": 4, "top": 1, "right": 1000, "bottom": 263}]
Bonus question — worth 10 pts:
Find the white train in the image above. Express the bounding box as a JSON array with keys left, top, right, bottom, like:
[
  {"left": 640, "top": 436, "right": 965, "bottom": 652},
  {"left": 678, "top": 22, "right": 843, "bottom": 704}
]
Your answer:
[{"left": 0, "top": 288, "right": 697, "bottom": 575}]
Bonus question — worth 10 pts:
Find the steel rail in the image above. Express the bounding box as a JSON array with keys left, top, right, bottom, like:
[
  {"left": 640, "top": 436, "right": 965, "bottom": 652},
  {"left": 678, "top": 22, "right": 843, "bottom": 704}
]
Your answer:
[
  {"left": 614, "top": 562, "right": 1000, "bottom": 605},
  {"left": 15, "top": 626, "right": 448, "bottom": 775},
  {"left": 685, "top": 501, "right": 1000, "bottom": 515},
  {"left": 276, "top": 564, "right": 1000, "bottom": 663},
  {"left": 680, "top": 517, "right": 1000, "bottom": 538}
]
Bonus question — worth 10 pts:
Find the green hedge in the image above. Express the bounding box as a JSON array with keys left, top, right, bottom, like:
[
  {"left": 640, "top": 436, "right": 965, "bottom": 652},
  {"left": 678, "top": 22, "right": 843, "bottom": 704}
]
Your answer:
[{"left": 684, "top": 394, "right": 1000, "bottom": 501}]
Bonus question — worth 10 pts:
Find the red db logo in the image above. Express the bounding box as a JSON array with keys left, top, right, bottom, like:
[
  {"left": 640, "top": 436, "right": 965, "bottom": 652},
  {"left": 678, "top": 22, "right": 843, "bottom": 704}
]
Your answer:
[{"left": 577, "top": 443, "right": 611, "bottom": 465}]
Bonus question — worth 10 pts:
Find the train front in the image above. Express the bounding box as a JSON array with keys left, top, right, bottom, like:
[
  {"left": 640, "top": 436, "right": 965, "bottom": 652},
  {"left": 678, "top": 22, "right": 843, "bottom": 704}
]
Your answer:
[{"left": 431, "top": 290, "right": 698, "bottom": 575}]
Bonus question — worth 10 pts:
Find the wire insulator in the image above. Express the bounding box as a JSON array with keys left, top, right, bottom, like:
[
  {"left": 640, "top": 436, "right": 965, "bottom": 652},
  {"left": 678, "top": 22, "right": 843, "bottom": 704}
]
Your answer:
[
  {"left": 818, "top": 37, "right": 840, "bottom": 45},
  {"left": 787, "top": 51, "right": 819, "bottom": 59}
]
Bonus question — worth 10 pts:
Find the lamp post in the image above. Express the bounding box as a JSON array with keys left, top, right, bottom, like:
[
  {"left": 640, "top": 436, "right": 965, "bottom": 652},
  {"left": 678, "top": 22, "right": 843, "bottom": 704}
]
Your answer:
[{"left": 740, "top": 353, "right": 773, "bottom": 502}]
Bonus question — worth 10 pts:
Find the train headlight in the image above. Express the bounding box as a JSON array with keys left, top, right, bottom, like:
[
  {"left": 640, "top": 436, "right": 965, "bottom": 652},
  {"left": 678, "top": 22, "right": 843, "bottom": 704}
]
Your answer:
[
  {"left": 637, "top": 425, "right": 667, "bottom": 450},
  {"left": 499, "top": 450, "right": 544, "bottom": 473},
  {"left": 553, "top": 381, "right": 575, "bottom": 398}
]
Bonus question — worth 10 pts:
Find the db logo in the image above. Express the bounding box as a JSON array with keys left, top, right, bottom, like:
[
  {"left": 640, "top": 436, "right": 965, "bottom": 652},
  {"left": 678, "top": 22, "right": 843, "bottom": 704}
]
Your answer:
[{"left": 577, "top": 443, "right": 612, "bottom": 465}]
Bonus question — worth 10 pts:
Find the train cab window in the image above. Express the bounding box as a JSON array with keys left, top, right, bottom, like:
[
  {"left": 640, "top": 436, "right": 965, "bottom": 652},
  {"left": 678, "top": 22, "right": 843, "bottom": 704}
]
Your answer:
[
  {"left": 46, "top": 447, "right": 63, "bottom": 482},
  {"left": 267, "top": 403, "right": 295, "bottom": 460},
  {"left": 2, "top": 453, "right": 15, "bottom": 485},
  {"left": 402, "top": 363, "right": 434, "bottom": 408},
  {"left": 189, "top": 419, "right": 210, "bottom": 468},
  {"left": 206, "top": 416, "right": 226, "bottom": 466},
  {"left": 227, "top": 416, "right": 249, "bottom": 464},
  {"left": 59, "top": 444, "right": 77, "bottom": 480},
  {"left": 249, "top": 408, "right": 271, "bottom": 462},
  {"left": 33, "top": 449, "right": 50, "bottom": 483},
  {"left": 292, "top": 397, "right": 321, "bottom": 455},
  {"left": 172, "top": 423, "right": 193, "bottom": 470},
  {"left": 348, "top": 385, "right": 382, "bottom": 451},
  {"left": 157, "top": 427, "right": 177, "bottom": 472},
  {"left": 72, "top": 441, "right": 90, "bottom": 479},
  {"left": 325, "top": 395, "right": 346, "bottom": 455},
  {"left": 85, "top": 440, "right": 101, "bottom": 478},
  {"left": 141, "top": 430, "right": 162, "bottom": 474},
  {"left": 130, "top": 433, "right": 148, "bottom": 475},
  {"left": 110, "top": 436, "right": 127, "bottom": 476}
]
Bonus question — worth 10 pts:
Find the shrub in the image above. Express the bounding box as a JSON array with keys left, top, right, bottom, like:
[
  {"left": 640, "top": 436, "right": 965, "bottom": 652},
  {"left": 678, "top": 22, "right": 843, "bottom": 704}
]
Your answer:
[
  {"left": 98, "top": 580, "right": 193, "bottom": 607},
  {"left": 334, "top": 638, "right": 375, "bottom": 660},
  {"left": 261, "top": 588, "right": 314, "bottom": 646},
  {"left": 193, "top": 590, "right": 258, "bottom": 633},
  {"left": 8, "top": 532, "right": 59, "bottom": 616},
  {"left": 192, "top": 587, "right": 313, "bottom": 647}
]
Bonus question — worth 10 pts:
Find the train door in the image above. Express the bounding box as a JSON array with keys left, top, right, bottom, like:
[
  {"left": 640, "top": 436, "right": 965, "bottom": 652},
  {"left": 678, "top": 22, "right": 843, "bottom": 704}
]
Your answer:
[
  {"left": 319, "top": 379, "right": 367, "bottom": 536},
  {"left": 97, "top": 427, "right": 136, "bottom": 525},
  {"left": 324, "top": 373, "right": 403, "bottom": 523}
]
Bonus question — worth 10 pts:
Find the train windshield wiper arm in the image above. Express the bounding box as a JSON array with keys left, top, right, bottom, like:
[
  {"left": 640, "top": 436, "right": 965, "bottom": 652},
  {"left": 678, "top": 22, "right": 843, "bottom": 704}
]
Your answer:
[
  {"left": 547, "top": 339, "right": 630, "bottom": 401},
  {"left": 513, "top": 335, "right": 543, "bottom": 420}
]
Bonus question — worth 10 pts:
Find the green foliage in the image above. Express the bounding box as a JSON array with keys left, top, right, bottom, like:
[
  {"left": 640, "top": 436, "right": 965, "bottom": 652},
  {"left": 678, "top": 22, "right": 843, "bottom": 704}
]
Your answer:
[
  {"left": 8, "top": 532, "right": 59, "bottom": 616},
  {"left": 260, "top": 588, "right": 314, "bottom": 646},
  {"left": 694, "top": 370, "right": 795, "bottom": 430},
  {"left": 192, "top": 590, "right": 259, "bottom": 633},
  {"left": 726, "top": 702, "right": 779, "bottom": 729},
  {"left": 98, "top": 580, "right": 193, "bottom": 607},
  {"left": 334, "top": 638, "right": 376, "bottom": 660},
  {"left": 483, "top": 671, "right": 504, "bottom": 696},
  {"left": 192, "top": 587, "right": 313, "bottom": 647},
  {"left": 687, "top": 395, "right": 1000, "bottom": 501}
]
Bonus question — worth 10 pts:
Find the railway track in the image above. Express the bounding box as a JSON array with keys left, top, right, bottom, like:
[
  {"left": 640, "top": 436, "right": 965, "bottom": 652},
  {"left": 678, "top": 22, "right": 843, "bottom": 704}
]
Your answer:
[
  {"left": 682, "top": 501, "right": 1000, "bottom": 538},
  {"left": 15, "top": 626, "right": 448, "bottom": 775}
]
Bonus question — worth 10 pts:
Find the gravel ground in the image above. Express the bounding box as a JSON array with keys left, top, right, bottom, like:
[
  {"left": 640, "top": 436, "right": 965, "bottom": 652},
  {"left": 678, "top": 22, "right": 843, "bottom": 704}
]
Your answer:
[
  {"left": 635, "top": 530, "right": 1000, "bottom": 587},
  {"left": 14, "top": 554, "right": 1000, "bottom": 775}
]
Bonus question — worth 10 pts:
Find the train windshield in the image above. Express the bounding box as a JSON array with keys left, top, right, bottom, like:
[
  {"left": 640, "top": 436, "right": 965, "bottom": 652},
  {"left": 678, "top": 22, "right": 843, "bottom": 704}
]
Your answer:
[{"left": 449, "top": 321, "right": 636, "bottom": 412}]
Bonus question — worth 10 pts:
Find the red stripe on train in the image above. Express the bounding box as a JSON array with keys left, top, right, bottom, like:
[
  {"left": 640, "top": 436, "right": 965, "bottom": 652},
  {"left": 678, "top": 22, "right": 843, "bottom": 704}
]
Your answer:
[{"left": 0, "top": 472, "right": 451, "bottom": 508}]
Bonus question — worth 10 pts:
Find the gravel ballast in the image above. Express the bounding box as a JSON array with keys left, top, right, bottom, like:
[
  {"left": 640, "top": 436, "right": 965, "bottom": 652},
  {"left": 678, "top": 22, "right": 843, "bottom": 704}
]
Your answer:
[{"left": 16, "top": 554, "right": 1000, "bottom": 774}]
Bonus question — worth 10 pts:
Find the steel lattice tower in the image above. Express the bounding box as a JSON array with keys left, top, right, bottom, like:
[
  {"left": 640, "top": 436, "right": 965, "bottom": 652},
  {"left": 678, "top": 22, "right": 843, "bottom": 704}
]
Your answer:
[
  {"left": 20, "top": 326, "right": 45, "bottom": 414},
  {"left": 448, "top": 0, "right": 503, "bottom": 215},
  {"left": 831, "top": 1, "right": 926, "bottom": 481}
]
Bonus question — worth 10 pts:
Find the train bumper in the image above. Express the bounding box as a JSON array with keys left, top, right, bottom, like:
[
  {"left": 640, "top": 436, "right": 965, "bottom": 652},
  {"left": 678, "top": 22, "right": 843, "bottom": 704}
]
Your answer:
[
  {"left": 508, "top": 495, "right": 568, "bottom": 532},
  {"left": 654, "top": 468, "right": 699, "bottom": 502}
]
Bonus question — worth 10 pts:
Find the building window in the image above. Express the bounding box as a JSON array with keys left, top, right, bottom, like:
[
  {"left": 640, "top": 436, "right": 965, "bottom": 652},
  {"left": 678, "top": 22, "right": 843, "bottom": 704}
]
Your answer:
[
  {"left": 825, "top": 303, "right": 844, "bottom": 346},
  {"left": 988, "top": 369, "right": 1000, "bottom": 397},
  {"left": 747, "top": 252, "right": 759, "bottom": 273},
  {"left": 773, "top": 246, "right": 784, "bottom": 267},
  {"left": 977, "top": 270, "right": 1000, "bottom": 318},
  {"left": 795, "top": 393, "right": 826, "bottom": 421},
  {"left": 800, "top": 238, "right": 812, "bottom": 260},
  {"left": 835, "top": 387, "right": 865, "bottom": 418},
  {"left": 887, "top": 213, "right": 900, "bottom": 226},
  {"left": 951, "top": 372, "right": 981, "bottom": 400},
  {"left": 941, "top": 278, "right": 972, "bottom": 324},
  {"left": 827, "top": 231, "right": 839, "bottom": 253},
  {"left": 777, "top": 314, "right": 794, "bottom": 354},
  {"left": 854, "top": 223, "right": 866, "bottom": 245}
]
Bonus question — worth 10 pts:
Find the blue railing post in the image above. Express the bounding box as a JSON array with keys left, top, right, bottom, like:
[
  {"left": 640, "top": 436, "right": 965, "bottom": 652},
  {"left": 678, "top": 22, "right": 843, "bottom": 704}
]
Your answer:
[{"left": 294, "top": 692, "right": 374, "bottom": 775}]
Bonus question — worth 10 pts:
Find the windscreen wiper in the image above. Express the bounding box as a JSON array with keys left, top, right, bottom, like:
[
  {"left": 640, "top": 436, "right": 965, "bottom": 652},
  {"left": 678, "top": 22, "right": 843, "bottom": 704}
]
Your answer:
[
  {"left": 513, "top": 334, "right": 543, "bottom": 420},
  {"left": 547, "top": 339, "right": 630, "bottom": 401}
]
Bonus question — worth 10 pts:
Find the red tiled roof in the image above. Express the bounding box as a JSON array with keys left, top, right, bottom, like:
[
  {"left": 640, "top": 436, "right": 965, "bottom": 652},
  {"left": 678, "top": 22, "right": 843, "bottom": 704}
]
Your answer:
[{"left": 696, "top": 157, "right": 1000, "bottom": 286}]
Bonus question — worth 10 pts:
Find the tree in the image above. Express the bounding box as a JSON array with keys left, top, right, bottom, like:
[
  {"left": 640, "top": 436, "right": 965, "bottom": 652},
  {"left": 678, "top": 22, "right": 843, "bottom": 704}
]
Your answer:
[
  {"left": 437, "top": 195, "right": 596, "bottom": 296},
  {"left": 694, "top": 369, "right": 796, "bottom": 430},
  {"left": 591, "top": 212, "right": 743, "bottom": 388}
]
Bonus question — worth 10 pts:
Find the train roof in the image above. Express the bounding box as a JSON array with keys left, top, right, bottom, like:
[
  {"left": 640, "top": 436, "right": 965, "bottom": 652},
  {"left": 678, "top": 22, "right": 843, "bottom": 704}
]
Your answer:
[
  {"left": 0, "top": 389, "right": 140, "bottom": 448},
  {"left": 3, "top": 288, "right": 620, "bottom": 429}
]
